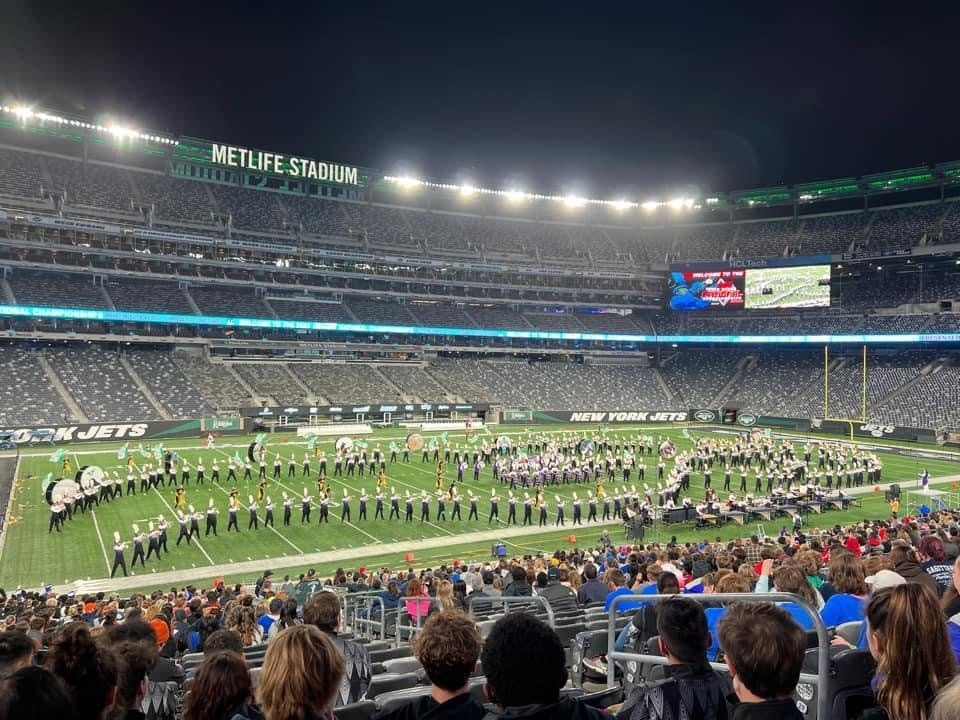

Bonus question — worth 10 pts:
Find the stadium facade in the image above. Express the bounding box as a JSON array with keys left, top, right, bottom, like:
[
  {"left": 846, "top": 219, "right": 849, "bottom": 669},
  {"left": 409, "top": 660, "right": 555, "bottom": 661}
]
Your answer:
[{"left": 0, "top": 104, "right": 960, "bottom": 437}]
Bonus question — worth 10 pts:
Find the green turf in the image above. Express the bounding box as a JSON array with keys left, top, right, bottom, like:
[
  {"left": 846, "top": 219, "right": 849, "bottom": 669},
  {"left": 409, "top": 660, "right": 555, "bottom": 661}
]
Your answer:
[{"left": 0, "top": 423, "right": 956, "bottom": 592}]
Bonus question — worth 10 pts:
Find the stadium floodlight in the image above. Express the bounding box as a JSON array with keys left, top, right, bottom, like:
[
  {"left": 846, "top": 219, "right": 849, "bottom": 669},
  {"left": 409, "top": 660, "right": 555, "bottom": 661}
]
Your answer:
[
  {"left": 563, "top": 195, "right": 587, "bottom": 208},
  {"left": 459, "top": 183, "right": 476, "bottom": 197},
  {"left": 107, "top": 124, "right": 138, "bottom": 139},
  {"left": 11, "top": 105, "right": 35, "bottom": 120},
  {"left": 609, "top": 199, "right": 633, "bottom": 211},
  {"left": 505, "top": 189, "right": 527, "bottom": 203},
  {"left": 668, "top": 197, "right": 686, "bottom": 210},
  {"left": 395, "top": 176, "right": 423, "bottom": 189},
  {"left": 641, "top": 200, "right": 660, "bottom": 211}
]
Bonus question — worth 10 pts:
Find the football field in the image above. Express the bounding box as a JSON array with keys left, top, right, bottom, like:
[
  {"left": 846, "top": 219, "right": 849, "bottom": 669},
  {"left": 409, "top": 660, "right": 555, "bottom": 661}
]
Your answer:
[{"left": 0, "top": 423, "right": 956, "bottom": 594}]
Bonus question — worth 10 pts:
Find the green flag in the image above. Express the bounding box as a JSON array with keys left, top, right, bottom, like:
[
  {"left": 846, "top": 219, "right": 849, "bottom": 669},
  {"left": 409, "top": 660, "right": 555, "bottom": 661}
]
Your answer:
[
  {"left": 468, "top": 434, "right": 479, "bottom": 445},
  {"left": 389, "top": 442, "right": 400, "bottom": 453},
  {"left": 440, "top": 432, "right": 449, "bottom": 444},
  {"left": 49, "top": 448, "right": 67, "bottom": 463},
  {"left": 255, "top": 433, "right": 267, "bottom": 445},
  {"left": 355, "top": 440, "right": 368, "bottom": 450},
  {"left": 138, "top": 443, "right": 151, "bottom": 459},
  {"left": 233, "top": 451, "right": 244, "bottom": 465},
  {"left": 117, "top": 443, "right": 129, "bottom": 461},
  {"left": 307, "top": 434, "right": 319, "bottom": 450}
]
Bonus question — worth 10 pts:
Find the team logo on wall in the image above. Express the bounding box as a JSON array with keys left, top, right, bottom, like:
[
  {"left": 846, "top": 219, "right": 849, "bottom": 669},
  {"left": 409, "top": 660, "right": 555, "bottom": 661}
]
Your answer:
[
  {"left": 694, "top": 410, "right": 715, "bottom": 422},
  {"left": 658, "top": 440, "right": 676, "bottom": 459},
  {"left": 737, "top": 413, "right": 758, "bottom": 427}
]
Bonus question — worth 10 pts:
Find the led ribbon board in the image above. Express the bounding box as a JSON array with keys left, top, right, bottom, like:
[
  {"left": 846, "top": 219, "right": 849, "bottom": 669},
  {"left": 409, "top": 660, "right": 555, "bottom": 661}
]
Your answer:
[{"left": 1, "top": 304, "right": 958, "bottom": 345}]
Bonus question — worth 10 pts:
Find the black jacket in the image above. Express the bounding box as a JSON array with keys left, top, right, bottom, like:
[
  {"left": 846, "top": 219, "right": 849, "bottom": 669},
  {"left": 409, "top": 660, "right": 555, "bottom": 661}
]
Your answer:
[
  {"left": 730, "top": 699, "right": 804, "bottom": 720},
  {"left": 482, "top": 698, "right": 607, "bottom": 720}
]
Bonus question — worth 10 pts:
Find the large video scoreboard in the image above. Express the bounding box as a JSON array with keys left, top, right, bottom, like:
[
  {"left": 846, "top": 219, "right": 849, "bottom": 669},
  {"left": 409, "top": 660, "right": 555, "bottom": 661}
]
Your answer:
[{"left": 667, "top": 257, "right": 832, "bottom": 312}]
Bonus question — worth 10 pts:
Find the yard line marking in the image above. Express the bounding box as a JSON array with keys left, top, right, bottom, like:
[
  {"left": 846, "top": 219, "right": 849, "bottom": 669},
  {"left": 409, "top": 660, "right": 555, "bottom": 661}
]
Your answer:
[
  {"left": 150, "top": 487, "right": 215, "bottom": 565},
  {"left": 89, "top": 509, "right": 112, "bottom": 575}
]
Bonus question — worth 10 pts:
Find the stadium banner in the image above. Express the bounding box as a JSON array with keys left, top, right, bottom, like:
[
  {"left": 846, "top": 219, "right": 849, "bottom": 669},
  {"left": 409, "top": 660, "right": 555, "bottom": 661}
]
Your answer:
[
  {"left": 500, "top": 411, "right": 690, "bottom": 424},
  {"left": 175, "top": 136, "right": 371, "bottom": 187},
  {"left": 240, "top": 403, "right": 489, "bottom": 418},
  {"left": 814, "top": 420, "right": 936, "bottom": 443},
  {"left": 0, "top": 419, "right": 249, "bottom": 445},
  {"left": 669, "top": 255, "right": 833, "bottom": 271}
]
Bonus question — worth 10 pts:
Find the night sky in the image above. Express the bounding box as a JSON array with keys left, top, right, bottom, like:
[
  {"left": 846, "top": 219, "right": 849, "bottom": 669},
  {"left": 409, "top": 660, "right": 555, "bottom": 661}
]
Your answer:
[{"left": 2, "top": 2, "right": 959, "bottom": 199}]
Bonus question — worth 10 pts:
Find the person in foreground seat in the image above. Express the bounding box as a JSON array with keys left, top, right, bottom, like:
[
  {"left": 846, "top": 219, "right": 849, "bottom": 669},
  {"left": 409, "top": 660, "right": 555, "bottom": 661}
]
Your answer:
[
  {"left": 717, "top": 602, "right": 805, "bottom": 720},
  {"left": 616, "top": 596, "right": 732, "bottom": 720},
  {"left": 374, "top": 611, "right": 484, "bottom": 720},
  {"left": 481, "top": 613, "right": 607, "bottom": 719}
]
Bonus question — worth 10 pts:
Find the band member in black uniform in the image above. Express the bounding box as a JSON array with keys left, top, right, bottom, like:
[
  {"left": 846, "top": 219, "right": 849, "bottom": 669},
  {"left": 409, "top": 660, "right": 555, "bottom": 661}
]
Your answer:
[
  {"left": 587, "top": 492, "right": 598, "bottom": 522},
  {"left": 48, "top": 495, "right": 64, "bottom": 533},
  {"left": 302, "top": 452, "right": 311, "bottom": 477},
  {"left": 243, "top": 460, "right": 253, "bottom": 482},
  {"left": 340, "top": 490, "right": 352, "bottom": 522},
  {"left": 126, "top": 471, "right": 137, "bottom": 496},
  {"left": 111, "top": 531, "right": 128, "bottom": 578},
  {"left": 523, "top": 493, "right": 533, "bottom": 525},
  {"left": 227, "top": 492, "right": 240, "bottom": 532},
  {"left": 176, "top": 511, "right": 192, "bottom": 546},
  {"left": 488, "top": 490, "right": 499, "bottom": 524},
  {"left": 259, "top": 456, "right": 267, "bottom": 480},
  {"left": 723, "top": 468, "right": 732, "bottom": 492},
  {"left": 374, "top": 489, "right": 385, "bottom": 519},
  {"left": 333, "top": 453, "right": 343, "bottom": 477},
  {"left": 196, "top": 460, "right": 205, "bottom": 485},
  {"left": 436, "top": 491, "right": 447, "bottom": 521},
  {"left": 404, "top": 492, "right": 414, "bottom": 522},
  {"left": 206, "top": 499, "right": 219, "bottom": 536},
  {"left": 419, "top": 491, "right": 430, "bottom": 523},
  {"left": 181, "top": 460, "right": 190, "bottom": 487},
  {"left": 739, "top": 469, "right": 748, "bottom": 493},
  {"left": 274, "top": 454, "right": 282, "bottom": 478},
  {"left": 145, "top": 522, "right": 162, "bottom": 562},
  {"left": 301, "top": 489, "right": 312, "bottom": 523},
  {"left": 131, "top": 525, "right": 146, "bottom": 568},
  {"left": 389, "top": 489, "right": 401, "bottom": 520},
  {"left": 318, "top": 452, "right": 327, "bottom": 476},
  {"left": 507, "top": 492, "right": 517, "bottom": 524},
  {"left": 468, "top": 491, "right": 479, "bottom": 521},
  {"left": 247, "top": 496, "right": 259, "bottom": 530},
  {"left": 572, "top": 494, "right": 582, "bottom": 526},
  {"left": 319, "top": 493, "right": 330, "bottom": 523},
  {"left": 601, "top": 493, "right": 611, "bottom": 521},
  {"left": 282, "top": 492, "right": 292, "bottom": 526},
  {"left": 451, "top": 490, "right": 462, "bottom": 520},
  {"left": 538, "top": 496, "right": 549, "bottom": 527},
  {"left": 189, "top": 505, "right": 201, "bottom": 539},
  {"left": 157, "top": 516, "right": 169, "bottom": 553},
  {"left": 288, "top": 455, "right": 297, "bottom": 478},
  {"left": 402, "top": 443, "right": 409, "bottom": 462},
  {"left": 358, "top": 490, "right": 368, "bottom": 521},
  {"left": 555, "top": 497, "right": 565, "bottom": 526},
  {"left": 211, "top": 460, "right": 220, "bottom": 484},
  {"left": 264, "top": 497, "right": 274, "bottom": 528}
]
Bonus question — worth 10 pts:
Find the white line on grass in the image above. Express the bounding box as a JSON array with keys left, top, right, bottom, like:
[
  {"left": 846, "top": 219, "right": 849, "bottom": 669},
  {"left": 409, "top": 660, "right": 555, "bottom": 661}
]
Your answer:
[
  {"left": 150, "top": 487, "right": 216, "bottom": 565},
  {"left": 89, "top": 510, "right": 112, "bottom": 575}
]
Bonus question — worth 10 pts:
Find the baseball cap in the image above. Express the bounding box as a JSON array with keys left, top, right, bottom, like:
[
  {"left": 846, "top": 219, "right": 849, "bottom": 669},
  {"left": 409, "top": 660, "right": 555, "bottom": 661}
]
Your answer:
[
  {"left": 547, "top": 567, "right": 560, "bottom": 581},
  {"left": 865, "top": 569, "right": 907, "bottom": 590}
]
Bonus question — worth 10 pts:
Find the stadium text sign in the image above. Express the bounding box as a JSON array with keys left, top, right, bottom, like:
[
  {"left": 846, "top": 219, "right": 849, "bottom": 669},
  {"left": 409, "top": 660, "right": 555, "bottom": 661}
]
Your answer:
[
  {"left": 211, "top": 144, "right": 359, "bottom": 185},
  {"left": 567, "top": 412, "right": 688, "bottom": 423}
]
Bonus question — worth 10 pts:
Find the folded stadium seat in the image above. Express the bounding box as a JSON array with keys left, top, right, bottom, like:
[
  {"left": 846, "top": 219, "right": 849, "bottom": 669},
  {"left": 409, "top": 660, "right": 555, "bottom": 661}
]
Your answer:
[
  {"left": 835, "top": 621, "right": 863, "bottom": 647},
  {"left": 554, "top": 621, "right": 588, "bottom": 649},
  {"left": 793, "top": 647, "right": 877, "bottom": 720},
  {"left": 369, "top": 662, "right": 386, "bottom": 676},
  {"left": 180, "top": 652, "right": 204, "bottom": 671},
  {"left": 364, "top": 641, "right": 391, "bottom": 654},
  {"left": 570, "top": 629, "right": 621, "bottom": 688},
  {"left": 373, "top": 685, "right": 434, "bottom": 712},
  {"left": 381, "top": 657, "right": 423, "bottom": 675},
  {"left": 369, "top": 645, "right": 413, "bottom": 663},
  {"left": 620, "top": 634, "right": 666, "bottom": 697},
  {"left": 249, "top": 666, "right": 261, "bottom": 688},
  {"left": 333, "top": 700, "right": 377, "bottom": 720},
  {"left": 363, "top": 672, "right": 420, "bottom": 699}
]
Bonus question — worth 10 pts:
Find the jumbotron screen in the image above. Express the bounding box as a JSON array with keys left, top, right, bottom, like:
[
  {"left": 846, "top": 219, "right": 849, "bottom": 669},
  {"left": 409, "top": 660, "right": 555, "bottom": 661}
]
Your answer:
[{"left": 667, "top": 265, "right": 831, "bottom": 311}]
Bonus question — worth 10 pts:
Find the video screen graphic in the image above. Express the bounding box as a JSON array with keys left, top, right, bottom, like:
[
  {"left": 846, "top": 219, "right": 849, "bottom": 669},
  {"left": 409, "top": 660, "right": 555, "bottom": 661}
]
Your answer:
[
  {"left": 668, "top": 265, "right": 831, "bottom": 311},
  {"left": 744, "top": 265, "right": 831, "bottom": 309},
  {"left": 667, "top": 270, "right": 745, "bottom": 311}
]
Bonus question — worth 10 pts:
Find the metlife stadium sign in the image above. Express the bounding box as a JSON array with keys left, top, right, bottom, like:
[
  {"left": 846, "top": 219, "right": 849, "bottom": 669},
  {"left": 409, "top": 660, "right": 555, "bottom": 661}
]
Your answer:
[{"left": 210, "top": 143, "right": 360, "bottom": 185}]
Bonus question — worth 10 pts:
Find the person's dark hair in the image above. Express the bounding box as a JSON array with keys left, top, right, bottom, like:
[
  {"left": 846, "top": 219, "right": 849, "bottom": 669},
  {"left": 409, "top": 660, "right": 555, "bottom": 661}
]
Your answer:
[
  {"left": 44, "top": 622, "right": 118, "bottom": 720},
  {"left": 0, "top": 666, "right": 77, "bottom": 720},
  {"left": 583, "top": 564, "right": 598, "bottom": 581},
  {"left": 718, "top": 602, "right": 805, "bottom": 700},
  {"left": 481, "top": 613, "right": 565, "bottom": 707},
  {"left": 656, "top": 596, "right": 710, "bottom": 664},
  {"left": 656, "top": 572, "right": 680, "bottom": 594},
  {"left": 181, "top": 651, "right": 252, "bottom": 720},
  {"left": 510, "top": 566, "right": 526, "bottom": 583},
  {"left": 202, "top": 629, "right": 245, "bottom": 655},
  {"left": 413, "top": 612, "right": 482, "bottom": 692},
  {"left": 0, "top": 631, "right": 35, "bottom": 678},
  {"left": 111, "top": 640, "right": 157, "bottom": 713},
  {"left": 104, "top": 618, "right": 156, "bottom": 645},
  {"left": 302, "top": 592, "right": 340, "bottom": 632}
]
